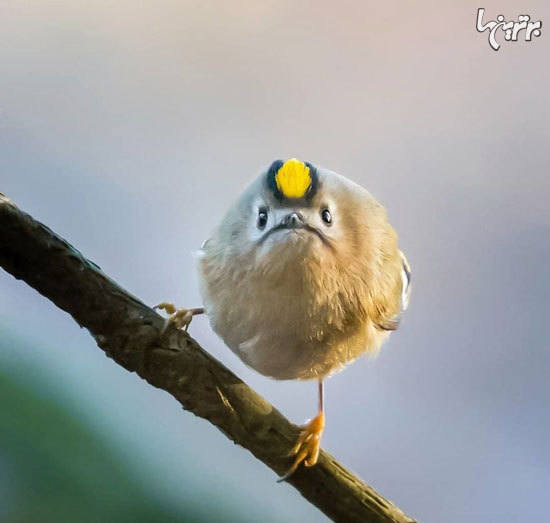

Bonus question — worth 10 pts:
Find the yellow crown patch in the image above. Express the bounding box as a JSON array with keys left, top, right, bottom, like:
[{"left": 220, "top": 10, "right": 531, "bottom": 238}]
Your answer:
[{"left": 275, "top": 159, "right": 311, "bottom": 198}]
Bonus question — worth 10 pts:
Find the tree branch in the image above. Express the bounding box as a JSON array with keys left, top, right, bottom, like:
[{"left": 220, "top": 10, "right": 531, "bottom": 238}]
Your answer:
[{"left": 0, "top": 193, "right": 418, "bottom": 523}]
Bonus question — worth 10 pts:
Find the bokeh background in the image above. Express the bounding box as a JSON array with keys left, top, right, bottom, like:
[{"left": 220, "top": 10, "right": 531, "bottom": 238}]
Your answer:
[{"left": 1, "top": 1, "right": 549, "bottom": 521}]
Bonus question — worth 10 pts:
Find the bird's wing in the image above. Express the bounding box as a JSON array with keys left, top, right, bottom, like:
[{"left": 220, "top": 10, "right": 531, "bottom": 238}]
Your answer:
[
  {"left": 376, "top": 251, "right": 411, "bottom": 331},
  {"left": 194, "top": 238, "right": 212, "bottom": 259}
]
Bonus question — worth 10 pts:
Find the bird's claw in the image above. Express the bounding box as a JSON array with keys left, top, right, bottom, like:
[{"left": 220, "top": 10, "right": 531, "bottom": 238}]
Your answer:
[
  {"left": 277, "top": 411, "right": 325, "bottom": 482},
  {"left": 154, "top": 302, "right": 204, "bottom": 334}
]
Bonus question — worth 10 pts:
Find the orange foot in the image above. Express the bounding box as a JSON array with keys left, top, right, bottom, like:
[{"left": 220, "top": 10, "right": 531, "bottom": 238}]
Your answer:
[
  {"left": 154, "top": 302, "right": 204, "bottom": 334},
  {"left": 278, "top": 411, "right": 325, "bottom": 482}
]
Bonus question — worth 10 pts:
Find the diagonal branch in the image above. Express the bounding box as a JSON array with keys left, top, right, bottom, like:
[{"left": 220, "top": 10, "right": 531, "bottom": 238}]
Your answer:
[{"left": 0, "top": 193, "right": 418, "bottom": 523}]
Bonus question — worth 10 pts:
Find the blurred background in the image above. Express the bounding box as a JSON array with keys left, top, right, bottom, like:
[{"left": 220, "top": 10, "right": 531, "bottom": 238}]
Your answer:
[{"left": 1, "top": 1, "right": 549, "bottom": 521}]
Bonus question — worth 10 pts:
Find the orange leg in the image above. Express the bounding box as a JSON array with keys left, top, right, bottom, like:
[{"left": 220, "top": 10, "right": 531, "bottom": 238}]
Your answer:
[
  {"left": 278, "top": 381, "right": 325, "bottom": 482},
  {"left": 154, "top": 302, "right": 204, "bottom": 334}
]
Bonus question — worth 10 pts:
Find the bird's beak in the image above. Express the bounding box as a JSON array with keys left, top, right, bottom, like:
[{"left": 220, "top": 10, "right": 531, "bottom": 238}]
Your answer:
[
  {"left": 280, "top": 212, "right": 305, "bottom": 229},
  {"left": 259, "top": 210, "right": 335, "bottom": 251}
]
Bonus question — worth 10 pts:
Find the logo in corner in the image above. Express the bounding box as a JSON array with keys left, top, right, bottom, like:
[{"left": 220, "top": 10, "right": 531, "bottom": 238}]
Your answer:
[{"left": 476, "top": 8, "right": 542, "bottom": 51}]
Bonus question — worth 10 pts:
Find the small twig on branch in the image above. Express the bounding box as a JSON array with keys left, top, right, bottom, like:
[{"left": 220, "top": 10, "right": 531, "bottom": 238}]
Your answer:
[{"left": 0, "top": 193, "right": 418, "bottom": 523}]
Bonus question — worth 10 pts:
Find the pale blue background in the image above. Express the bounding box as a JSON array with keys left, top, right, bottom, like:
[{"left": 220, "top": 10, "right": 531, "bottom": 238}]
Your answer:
[{"left": 1, "top": 1, "right": 549, "bottom": 521}]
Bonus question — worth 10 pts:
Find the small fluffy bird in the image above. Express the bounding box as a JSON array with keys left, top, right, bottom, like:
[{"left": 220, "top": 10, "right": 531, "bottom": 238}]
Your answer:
[{"left": 157, "top": 158, "right": 411, "bottom": 480}]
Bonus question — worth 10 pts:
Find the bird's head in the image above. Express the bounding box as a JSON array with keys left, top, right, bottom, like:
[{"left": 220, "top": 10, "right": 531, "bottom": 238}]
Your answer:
[
  {"left": 199, "top": 157, "right": 394, "bottom": 307},
  {"left": 215, "top": 158, "right": 377, "bottom": 271},
  {"left": 246, "top": 158, "right": 339, "bottom": 260}
]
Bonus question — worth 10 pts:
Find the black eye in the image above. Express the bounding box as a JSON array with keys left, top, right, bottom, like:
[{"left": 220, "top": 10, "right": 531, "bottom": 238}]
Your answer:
[
  {"left": 257, "top": 208, "right": 268, "bottom": 230},
  {"left": 321, "top": 208, "right": 332, "bottom": 225}
]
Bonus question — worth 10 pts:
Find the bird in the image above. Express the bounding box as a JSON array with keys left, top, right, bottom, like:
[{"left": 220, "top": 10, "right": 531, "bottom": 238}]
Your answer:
[{"left": 156, "top": 158, "right": 411, "bottom": 481}]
